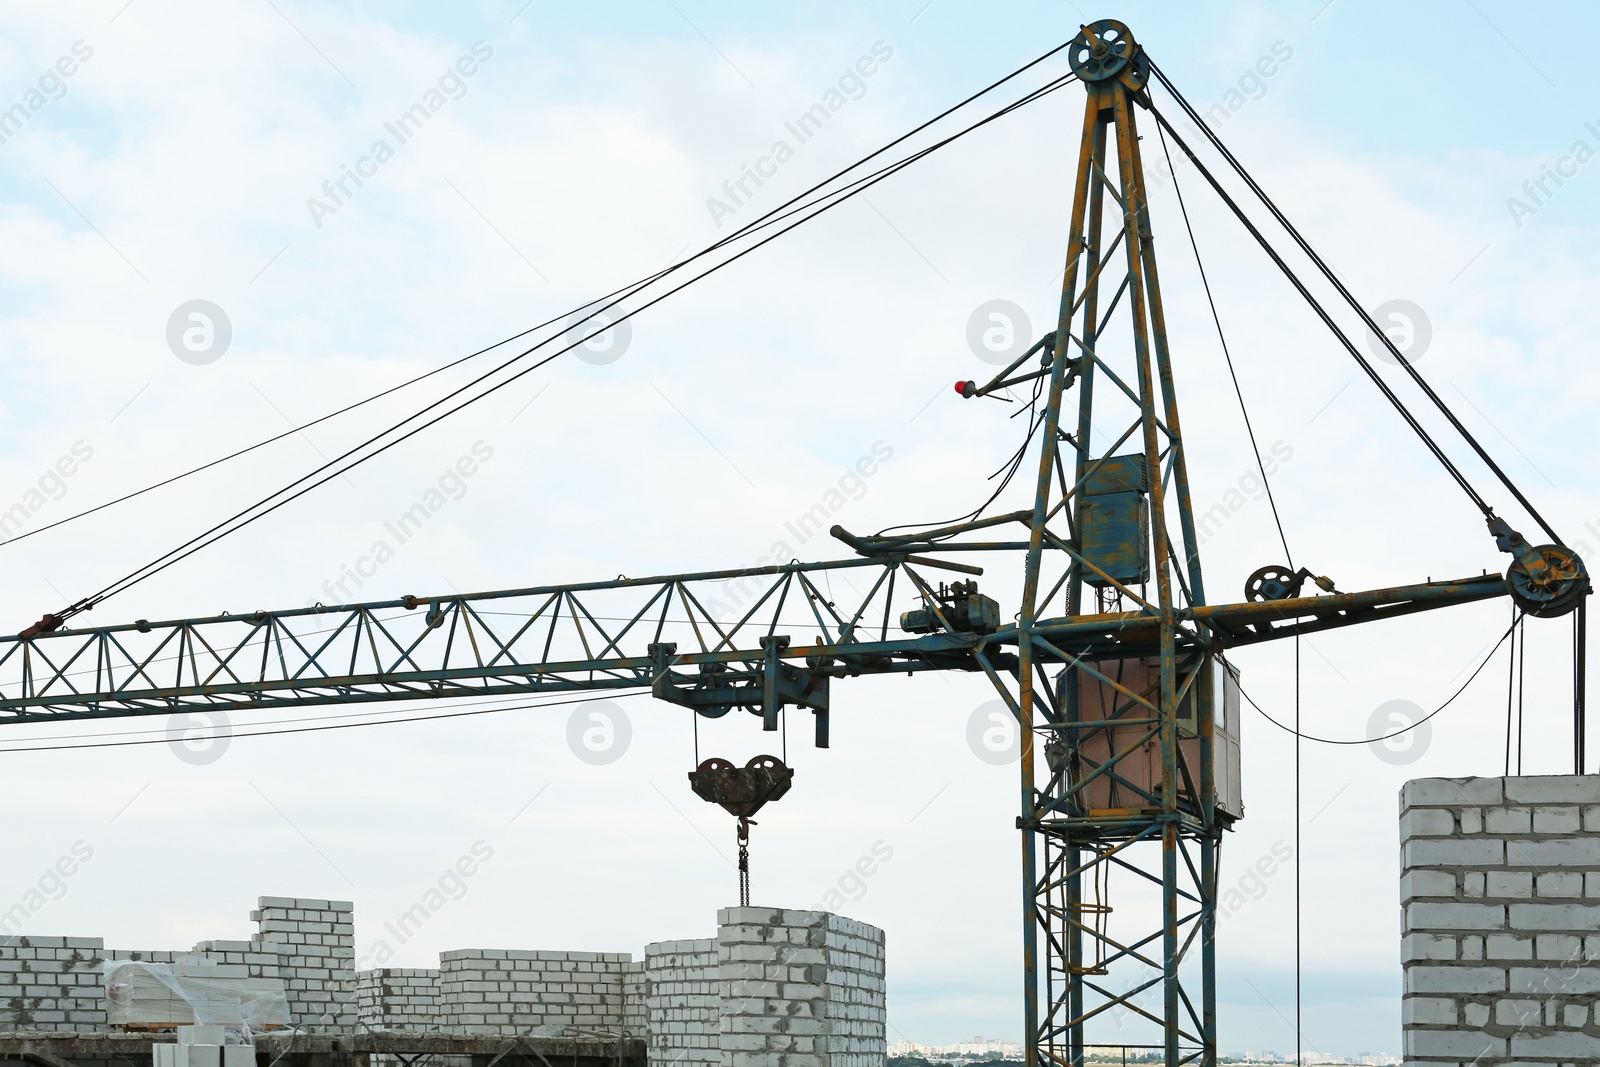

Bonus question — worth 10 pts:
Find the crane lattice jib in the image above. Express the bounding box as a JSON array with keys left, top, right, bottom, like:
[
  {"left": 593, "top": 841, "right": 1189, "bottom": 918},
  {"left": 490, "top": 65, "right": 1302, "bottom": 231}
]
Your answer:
[{"left": 0, "top": 561, "right": 1504, "bottom": 722}]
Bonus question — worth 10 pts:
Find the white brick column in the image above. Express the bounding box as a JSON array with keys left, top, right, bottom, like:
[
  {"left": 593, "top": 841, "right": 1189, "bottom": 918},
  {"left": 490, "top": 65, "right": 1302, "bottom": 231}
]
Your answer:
[
  {"left": 716, "top": 908, "right": 885, "bottom": 1067},
  {"left": 1401, "top": 775, "right": 1600, "bottom": 1065}
]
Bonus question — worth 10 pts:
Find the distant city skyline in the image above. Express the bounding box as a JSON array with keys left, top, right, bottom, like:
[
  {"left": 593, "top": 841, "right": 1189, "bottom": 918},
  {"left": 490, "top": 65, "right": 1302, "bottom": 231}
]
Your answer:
[{"left": 890, "top": 1040, "right": 1400, "bottom": 1067}]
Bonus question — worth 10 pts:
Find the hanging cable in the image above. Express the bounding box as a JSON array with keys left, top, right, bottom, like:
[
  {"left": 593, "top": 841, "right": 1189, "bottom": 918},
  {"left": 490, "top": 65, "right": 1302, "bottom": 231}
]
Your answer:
[
  {"left": 1517, "top": 612, "right": 1527, "bottom": 774},
  {"left": 0, "top": 688, "right": 651, "bottom": 755},
  {"left": 875, "top": 365, "right": 1050, "bottom": 537},
  {"left": 1147, "top": 63, "right": 1561, "bottom": 546},
  {"left": 1156, "top": 118, "right": 1293, "bottom": 566},
  {"left": 0, "top": 686, "right": 602, "bottom": 745},
  {"left": 41, "top": 69, "right": 1080, "bottom": 626},
  {"left": 1235, "top": 617, "right": 1518, "bottom": 744},
  {"left": 1293, "top": 635, "right": 1302, "bottom": 1067},
  {"left": 1506, "top": 602, "right": 1520, "bottom": 776},
  {"left": 1576, "top": 601, "right": 1588, "bottom": 774}
]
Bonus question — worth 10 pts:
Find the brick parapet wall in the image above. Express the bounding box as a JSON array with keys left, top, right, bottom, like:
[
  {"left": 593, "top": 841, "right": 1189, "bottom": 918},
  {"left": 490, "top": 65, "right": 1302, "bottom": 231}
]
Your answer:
[
  {"left": 0, "top": 937, "right": 108, "bottom": 1031},
  {"left": 1401, "top": 775, "right": 1600, "bottom": 1065},
  {"left": 645, "top": 938, "right": 719, "bottom": 1067},
  {"left": 356, "top": 968, "right": 441, "bottom": 1031},
  {"left": 437, "top": 949, "right": 634, "bottom": 1035},
  {"left": 623, "top": 960, "right": 646, "bottom": 1037}
]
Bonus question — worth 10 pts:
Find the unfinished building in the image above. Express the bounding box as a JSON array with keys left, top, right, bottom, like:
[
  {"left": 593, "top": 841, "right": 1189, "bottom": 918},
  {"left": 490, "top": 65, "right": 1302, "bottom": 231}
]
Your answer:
[{"left": 0, "top": 901, "right": 885, "bottom": 1067}]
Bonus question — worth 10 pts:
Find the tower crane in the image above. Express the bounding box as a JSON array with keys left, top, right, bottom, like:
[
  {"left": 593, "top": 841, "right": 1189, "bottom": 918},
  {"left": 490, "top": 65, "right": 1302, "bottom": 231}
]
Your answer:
[{"left": 0, "top": 19, "right": 1587, "bottom": 1067}]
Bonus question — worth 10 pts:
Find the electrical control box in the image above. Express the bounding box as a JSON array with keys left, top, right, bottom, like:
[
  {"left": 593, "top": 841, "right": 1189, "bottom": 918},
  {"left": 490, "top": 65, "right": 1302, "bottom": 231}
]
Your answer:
[
  {"left": 1078, "top": 454, "right": 1150, "bottom": 588},
  {"left": 1055, "top": 654, "right": 1242, "bottom": 822}
]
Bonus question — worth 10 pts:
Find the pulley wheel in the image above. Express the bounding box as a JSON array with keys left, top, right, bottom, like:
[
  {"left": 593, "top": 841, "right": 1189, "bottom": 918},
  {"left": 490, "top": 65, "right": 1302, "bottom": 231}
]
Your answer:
[
  {"left": 1069, "top": 20, "right": 1138, "bottom": 83},
  {"left": 1507, "top": 545, "right": 1590, "bottom": 619},
  {"left": 1244, "top": 565, "right": 1298, "bottom": 603}
]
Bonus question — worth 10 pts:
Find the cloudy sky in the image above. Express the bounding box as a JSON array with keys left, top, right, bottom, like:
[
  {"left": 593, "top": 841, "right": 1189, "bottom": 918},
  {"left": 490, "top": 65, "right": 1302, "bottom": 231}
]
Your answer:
[{"left": 0, "top": 0, "right": 1598, "bottom": 1057}]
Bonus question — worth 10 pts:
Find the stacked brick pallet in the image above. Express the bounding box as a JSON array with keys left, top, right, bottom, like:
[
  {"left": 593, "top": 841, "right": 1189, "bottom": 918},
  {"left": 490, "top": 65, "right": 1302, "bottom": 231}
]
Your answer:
[{"left": 1400, "top": 774, "right": 1600, "bottom": 1064}]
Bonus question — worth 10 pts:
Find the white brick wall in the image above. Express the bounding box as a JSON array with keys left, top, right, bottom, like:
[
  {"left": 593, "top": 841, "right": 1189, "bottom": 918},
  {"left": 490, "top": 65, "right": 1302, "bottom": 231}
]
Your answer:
[
  {"left": 358, "top": 969, "right": 469, "bottom": 1067},
  {"left": 437, "top": 949, "right": 635, "bottom": 1035},
  {"left": 820, "top": 914, "right": 886, "bottom": 1067},
  {"left": 646, "top": 939, "right": 719, "bottom": 1067},
  {"left": 715, "top": 907, "right": 886, "bottom": 1067},
  {"left": 357, "top": 968, "right": 441, "bottom": 1031},
  {"left": 0, "top": 897, "right": 883, "bottom": 1059},
  {"left": 1401, "top": 774, "right": 1600, "bottom": 1065},
  {"left": 624, "top": 960, "right": 647, "bottom": 1037},
  {"left": 250, "top": 896, "right": 355, "bottom": 1028},
  {"left": 0, "top": 936, "right": 108, "bottom": 1031},
  {"left": 191, "top": 939, "right": 282, "bottom": 982}
]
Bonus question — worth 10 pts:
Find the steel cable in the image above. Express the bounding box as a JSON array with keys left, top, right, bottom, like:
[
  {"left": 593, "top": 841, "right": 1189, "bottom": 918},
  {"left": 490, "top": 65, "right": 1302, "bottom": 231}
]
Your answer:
[
  {"left": 1148, "top": 61, "right": 1561, "bottom": 545},
  {"left": 45, "top": 67, "right": 1082, "bottom": 625}
]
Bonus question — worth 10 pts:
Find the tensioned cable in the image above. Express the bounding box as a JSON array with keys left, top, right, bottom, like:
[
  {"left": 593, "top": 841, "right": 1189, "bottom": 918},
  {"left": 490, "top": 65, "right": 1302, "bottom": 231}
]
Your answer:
[
  {"left": 0, "top": 689, "right": 653, "bottom": 755},
  {"left": 79, "top": 75, "right": 1079, "bottom": 607},
  {"left": 1235, "top": 616, "right": 1517, "bottom": 744},
  {"left": 1141, "top": 101, "right": 1495, "bottom": 523},
  {"left": 1148, "top": 62, "right": 1561, "bottom": 546},
  {"left": 46, "top": 69, "right": 1081, "bottom": 625},
  {"left": 1156, "top": 118, "right": 1293, "bottom": 567},
  {"left": 0, "top": 290, "right": 621, "bottom": 549},
  {"left": 13, "top": 43, "right": 1084, "bottom": 558}
]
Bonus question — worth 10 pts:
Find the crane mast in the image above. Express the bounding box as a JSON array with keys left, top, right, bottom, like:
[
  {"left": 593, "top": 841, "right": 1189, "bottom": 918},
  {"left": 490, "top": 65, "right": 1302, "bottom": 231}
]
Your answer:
[{"left": 0, "top": 19, "right": 1587, "bottom": 1067}]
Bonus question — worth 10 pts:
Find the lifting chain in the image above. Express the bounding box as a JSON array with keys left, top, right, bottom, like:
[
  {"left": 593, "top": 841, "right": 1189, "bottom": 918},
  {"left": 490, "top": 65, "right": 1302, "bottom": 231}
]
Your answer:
[{"left": 736, "top": 816, "right": 753, "bottom": 907}]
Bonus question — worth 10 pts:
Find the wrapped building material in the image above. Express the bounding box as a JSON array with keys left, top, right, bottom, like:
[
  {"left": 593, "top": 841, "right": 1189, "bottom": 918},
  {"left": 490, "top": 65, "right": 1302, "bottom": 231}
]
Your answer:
[{"left": 105, "top": 961, "right": 289, "bottom": 1029}]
